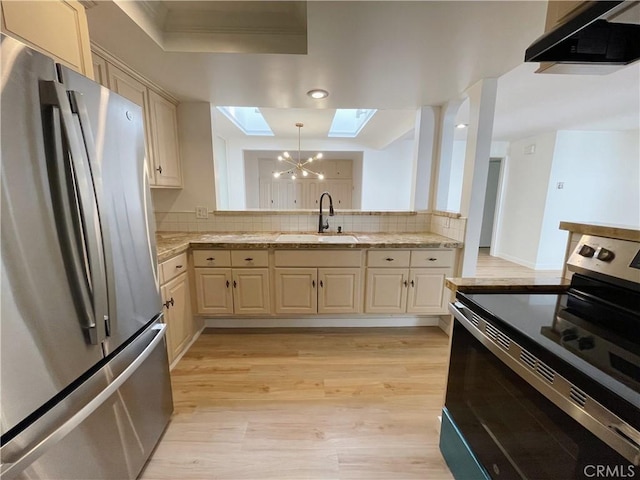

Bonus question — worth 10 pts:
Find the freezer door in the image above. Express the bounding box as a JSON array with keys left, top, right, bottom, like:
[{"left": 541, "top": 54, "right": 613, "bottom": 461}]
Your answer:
[
  {"left": 0, "top": 321, "right": 173, "bottom": 480},
  {"left": 58, "top": 66, "right": 162, "bottom": 354},
  {"left": 0, "top": 35, "right": 105, "bottom": 436}
]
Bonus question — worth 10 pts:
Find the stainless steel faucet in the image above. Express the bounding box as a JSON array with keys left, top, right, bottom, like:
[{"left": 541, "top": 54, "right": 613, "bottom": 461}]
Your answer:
[{"left": 318, "top": 191, "right": 334, "bottom": 233}]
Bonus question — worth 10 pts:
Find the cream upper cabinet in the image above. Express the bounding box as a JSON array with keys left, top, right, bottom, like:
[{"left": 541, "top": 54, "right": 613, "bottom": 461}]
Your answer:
[
  {"left": 1, "top": 0, "right": 94, "bottom": 78},
  {"left": 91, "top": 54, "right": 108, "bottom": 88},
  {"left": 148, "top": 90, "right": 182, "bottom": 187},
  {"left": 96, "top": 51, "right": 182, "bottom": 188}
]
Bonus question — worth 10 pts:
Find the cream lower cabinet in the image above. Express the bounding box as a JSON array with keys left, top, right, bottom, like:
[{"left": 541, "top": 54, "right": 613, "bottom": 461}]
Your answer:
[
  {"left": 365, "top": 249, "right": 453, "bottom": 315},
  {"left": 159, "top": 252, "right": 193, "bottom": 365},
  {"left": 194, "top": 250, "right": 271, "bottom": 316},
  {"left": 274, "top": 250, "right": 363, "bottom": 315}
]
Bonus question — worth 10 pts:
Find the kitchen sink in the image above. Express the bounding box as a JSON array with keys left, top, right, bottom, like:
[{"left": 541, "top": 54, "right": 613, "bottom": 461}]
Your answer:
[
  {"left": 317, "top": 235, "right": 358, "bottom": 243},
  {"left": 275, "top": 234, "right": 358, "bottom": 243},
  {"left": 275, "top": 234, "right": 319, "bottom": 242}
]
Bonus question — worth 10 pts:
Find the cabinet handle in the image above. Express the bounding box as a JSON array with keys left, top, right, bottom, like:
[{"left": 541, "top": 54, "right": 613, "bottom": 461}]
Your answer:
[
  {"left": 245, "top": 257, "right": 253, "bottom": 262},
  {"left": 226, "top": 280, "right": 230, "bottom": 288},
  {"left": 312, "top": 280, "right": 316, "bottom": 288},
  {"left": 156, "top": 165, "right": 163, "bottom": 174},
  {"left": 403, "top": 280, "right": 408, "bottom": 287},
  {"left": 163, "top": 300, "right": 170, "bottom": 309},
  {"left": 175, "top": 264, "right": 183, "bottom": 269},
  {"left": 385, "top": 257, "right": 394, "bottom": 262},
  {"left": 206, "top": 257, "right": 215, "bottom": 261},
  {"left": 320, "top": 280, "right": 324, "bottom": 288},
  {"left": 233, "top": 280, "right": 237, "bottom": 288},
  {"left": 428, "top": 258, "right": 437, "bottom": 262},
  {"left": 410, "top": 280, "right": 415, "bottom": 287},
  {"left": 170, "top": 297, "right": 174, "bottom": 306}
]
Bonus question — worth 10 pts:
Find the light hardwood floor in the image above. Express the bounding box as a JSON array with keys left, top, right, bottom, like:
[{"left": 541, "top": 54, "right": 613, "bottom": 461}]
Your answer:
[
  {"left": 141, "top": 327, "right": 454, "bottom": 480},
  {"left": 476, "top": 247, "right": 562, "bottom": 278}
]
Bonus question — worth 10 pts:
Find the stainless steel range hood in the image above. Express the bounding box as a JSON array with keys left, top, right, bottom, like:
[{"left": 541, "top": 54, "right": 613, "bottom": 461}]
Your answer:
[{"left": 525, "top": 1, "right": 640, "bottom": 74}]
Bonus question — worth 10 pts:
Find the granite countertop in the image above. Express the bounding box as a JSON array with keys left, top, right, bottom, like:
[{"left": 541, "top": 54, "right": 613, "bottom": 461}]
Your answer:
[
  {"left": 559, "top": 221, "right": 640, "bottom": 242},
  {"left": 445, "top": 276, "right": 570, "bottom": 294},
  {"left": 156, "top": 232, "right": 463, "bottom": 262}
]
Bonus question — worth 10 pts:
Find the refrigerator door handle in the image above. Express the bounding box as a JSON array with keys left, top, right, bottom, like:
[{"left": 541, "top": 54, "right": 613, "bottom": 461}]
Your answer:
[
  {"left": 40, "top": 81, "right": 108, "bottom": 345},
  {"left": 69, "top": 90, "right": 115, "bottom": 337},
  {"left": 0, "top": 323, "right": 167, "bottom": 479}
]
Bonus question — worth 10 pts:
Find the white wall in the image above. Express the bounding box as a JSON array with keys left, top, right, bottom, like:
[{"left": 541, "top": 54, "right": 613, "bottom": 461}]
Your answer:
[
  {"left": 151, "top": 102, "right": 216, "bottom": 213},
  {"left": 495, "top": 132, "right": 557, "bottom": 269},
  {"left": 536, "top": 130, "right": 640, "bottom": 268},
  {"left": 446, "top": 140, "right": 466, "bottom": 211},
  {"left": 361, "top": 137, "right": 414, "bottom": 210}
]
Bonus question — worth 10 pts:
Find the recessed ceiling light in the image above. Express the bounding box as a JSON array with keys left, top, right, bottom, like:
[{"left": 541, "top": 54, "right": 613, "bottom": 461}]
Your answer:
[
  {"left": 456, "top": 123, "right": 468, "bottom": 129},
  {"left": 307, "top": 89, "right": 329, "bottom": 99}
]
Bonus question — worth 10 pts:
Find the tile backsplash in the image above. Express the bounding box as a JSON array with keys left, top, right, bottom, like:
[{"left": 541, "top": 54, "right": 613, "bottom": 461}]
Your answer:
[
  {"left": 429, "top": 213, "right": 467, "bottom": 242},
  {"left": 154, "top": 211, "right": 433, "bottom": 234}
]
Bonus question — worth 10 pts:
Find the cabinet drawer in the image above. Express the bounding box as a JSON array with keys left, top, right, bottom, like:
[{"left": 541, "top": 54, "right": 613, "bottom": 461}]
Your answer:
[
  {"left": 410, "top": 249, "right": 454, "bottom": 268},
  {"left": 231, "top": 250, "right": 269, "bottom": 267},
  {"left": 275, "top": 250, "right": 362, "bottom": 267},
  {"left": 367, "top": 250, "right": 410, "bottom": 267},
  {"left": 193, "top": 250, "right": 231, "bottom": 267},
  {"left": 160, "top": 252, "right": 187, "bottom": 285}
]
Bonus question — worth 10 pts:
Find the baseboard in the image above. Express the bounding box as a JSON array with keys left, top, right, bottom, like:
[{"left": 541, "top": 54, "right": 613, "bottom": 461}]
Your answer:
[
  {"left": 493, "top": 251, "right": 537, "bottom": 270},
  {"left": 203, "top": 316, "right": 441, "bottom": 328},
  {"left": 169, "top": 325, "right": 204, "bottom": 370},
  {"left": 438, "top": 315, "right": 452, "bottom": 336}
]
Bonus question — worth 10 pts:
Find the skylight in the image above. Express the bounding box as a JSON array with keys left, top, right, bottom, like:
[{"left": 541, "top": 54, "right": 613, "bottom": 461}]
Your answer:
[
  {"left": 328, "top": 109, "right": 377, "bottom": 137},
  {"left": 216, "top": 106, "right": 274, "bottom": 136}
]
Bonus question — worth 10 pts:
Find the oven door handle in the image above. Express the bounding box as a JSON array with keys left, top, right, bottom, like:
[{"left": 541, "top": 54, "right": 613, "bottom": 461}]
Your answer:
[{"left": 448, "top": 301, "right": 640, "bottom": 467}]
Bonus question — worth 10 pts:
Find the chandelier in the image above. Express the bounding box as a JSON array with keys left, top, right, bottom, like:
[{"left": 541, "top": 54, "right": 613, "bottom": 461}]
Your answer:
[{"left": 273, "top": 123, "right": 324, "bottom": 180}]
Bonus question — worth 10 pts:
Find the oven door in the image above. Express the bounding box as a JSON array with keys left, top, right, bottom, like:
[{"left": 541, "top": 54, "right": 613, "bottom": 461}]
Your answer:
[{"left": 442, "top": 304, "right": 637, "bottom": 480}]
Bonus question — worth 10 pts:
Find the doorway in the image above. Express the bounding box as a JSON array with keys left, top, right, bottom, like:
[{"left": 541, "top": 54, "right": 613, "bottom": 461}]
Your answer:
[{"left": 479, "top": 158, "right": 502, "bottom": 248}]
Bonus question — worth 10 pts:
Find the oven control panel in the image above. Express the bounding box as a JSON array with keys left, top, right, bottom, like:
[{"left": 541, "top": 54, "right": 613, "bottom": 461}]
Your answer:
[{"left": 568, "top": 235, "right": 640, "bottom": 285}]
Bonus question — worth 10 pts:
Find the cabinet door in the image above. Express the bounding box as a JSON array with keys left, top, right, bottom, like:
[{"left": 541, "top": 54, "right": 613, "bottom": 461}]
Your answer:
[
  {"left": 406, "top": 268, "right": 449, "bottom": 314},
  {"left": 106, "top": 64, "right": 154, "bottom": 180},
  {"left": 1, "top": 0, "right": 93, "bottom": 77},
  {"left": 194, "top": 268, "right": 233, "bottom": 315},
  {"left": 364, "top": 268, "right": 408, "bottom": 314},
  {"left": 333, "top": 180, "right": 352, "bottom": 209},
  {"left": 274, "top": 268, "right": 317, "bottom": 314},
  {"left": 232, "top": 268, "right": 271, "bottom": 315},
  {"left": 161, "top": 272, "right": 192, "bottom": 364},
  {"left": 91, "top": 53, "right": 109, "bottom": 88},
  {"left": 148, "top": 90, "right": 182, "bottom": 188},
  {"left": 318, "top": 268, "right": 361, "bottom": 314}
]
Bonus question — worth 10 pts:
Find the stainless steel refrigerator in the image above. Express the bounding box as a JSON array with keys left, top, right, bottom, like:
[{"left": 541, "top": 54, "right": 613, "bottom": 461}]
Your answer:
[{"left": 0, "top": 35, "right": 173, "bottom": 479}]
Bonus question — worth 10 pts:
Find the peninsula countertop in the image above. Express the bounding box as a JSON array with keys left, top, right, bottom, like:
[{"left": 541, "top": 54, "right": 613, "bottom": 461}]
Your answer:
[
  {"left": 156, "top": 232, "right": 463, "bottom": 262},
  {"left": 445, "top": 276, "right": 570, "bottom": 294}
]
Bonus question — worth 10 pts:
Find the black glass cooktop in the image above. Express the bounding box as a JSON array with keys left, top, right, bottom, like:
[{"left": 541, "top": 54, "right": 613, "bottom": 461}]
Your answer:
[{"left": 457, "top": 292, "right": 640, "bottom": 415}]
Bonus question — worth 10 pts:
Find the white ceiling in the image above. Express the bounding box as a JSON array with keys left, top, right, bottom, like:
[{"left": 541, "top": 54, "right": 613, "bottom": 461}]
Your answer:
[{"left": 86, "top": 1, "right": 640, "bottom": 146}]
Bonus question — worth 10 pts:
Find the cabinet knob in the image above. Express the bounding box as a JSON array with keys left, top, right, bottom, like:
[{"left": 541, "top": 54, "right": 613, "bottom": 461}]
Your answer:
[
  {"left": 385, "top": 257, "right": 394, "bottom": 262},
  {"left": 428, "top": 258, "right": 437, "bottom": 262},
  {"left": 312, "top": 280, "right": 316, "bottom": 288},
  {"left": 156, "top": 165, "right": 163, "bottom": 174},
  {"left": 410, "top": 280, "right": 415, "bottom": 287},
  {"left": 245, "top": 257, "right": 253, "bottom": 262},
  {"left": 175, "top": 264, "right": 183, "bottom": 269},
  {"left": 320, "top": 280, "right": 324, "bottom": 288},
  {"left": 226, "top": 280, "right": 230, "bottom": 288},
  {"left": 206, "top": 257, "right": 215, "bottom": 261},
  {"left": 233, "top": 280, "right": 237, "bottom": 288},
  {"left": 403, "top": 280, "right": 409, "bottom": 287}
]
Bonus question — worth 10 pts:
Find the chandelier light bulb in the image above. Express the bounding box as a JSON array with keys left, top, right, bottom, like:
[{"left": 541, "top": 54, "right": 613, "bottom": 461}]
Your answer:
[
  {"left": 283, "top": 151, "right": 290, "bottom": 158},
  {"left": 273, "top": 172, "right": 280, "bottom": 178},
  {"left": 291, "top": 174, "right": 296, "bottom": 180},
  {"left": 308, "top": 157, "right": 313, "bottom": 162},
  {"left": 302, "top": 170, "right": 308, "bottom": 177},
  {"left": 316, "top": 153, "right": 323, "bottom": 159},
  {"left": 318, "top": 174, "right": 324, "bottom": 180}
]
